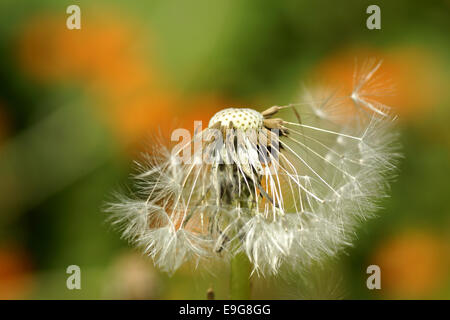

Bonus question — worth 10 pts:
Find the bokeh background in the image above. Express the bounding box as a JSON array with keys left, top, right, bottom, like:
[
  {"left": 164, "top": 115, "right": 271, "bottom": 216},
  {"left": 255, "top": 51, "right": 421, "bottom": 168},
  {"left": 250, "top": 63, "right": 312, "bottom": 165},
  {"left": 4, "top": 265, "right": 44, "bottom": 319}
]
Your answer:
[{"left": 0, "top": 0, "right": 449, "bottom": 299}]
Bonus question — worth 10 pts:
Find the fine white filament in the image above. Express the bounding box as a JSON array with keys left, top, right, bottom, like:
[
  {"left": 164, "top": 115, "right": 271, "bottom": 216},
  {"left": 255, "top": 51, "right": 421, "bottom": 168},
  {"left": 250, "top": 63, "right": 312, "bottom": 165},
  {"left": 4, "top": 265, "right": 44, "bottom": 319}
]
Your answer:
[{"left": 106, "top": 60, "right": 400, "bottom": 275}]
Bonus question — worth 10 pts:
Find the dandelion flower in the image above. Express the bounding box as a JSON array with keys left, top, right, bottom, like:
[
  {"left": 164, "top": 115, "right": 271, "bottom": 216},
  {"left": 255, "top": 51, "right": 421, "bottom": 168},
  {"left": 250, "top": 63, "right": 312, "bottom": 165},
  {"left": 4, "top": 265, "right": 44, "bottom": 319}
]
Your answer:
[{"left": 106, "top": 61, "right": 400, "bottom": 275}]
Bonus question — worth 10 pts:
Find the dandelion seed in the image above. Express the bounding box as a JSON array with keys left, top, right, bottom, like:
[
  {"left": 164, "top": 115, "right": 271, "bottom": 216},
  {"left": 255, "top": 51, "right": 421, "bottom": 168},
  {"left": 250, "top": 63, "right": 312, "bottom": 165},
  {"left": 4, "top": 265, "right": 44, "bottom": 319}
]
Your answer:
[{"left": 106, "top": 61, "right": 400, "bottom": 275}]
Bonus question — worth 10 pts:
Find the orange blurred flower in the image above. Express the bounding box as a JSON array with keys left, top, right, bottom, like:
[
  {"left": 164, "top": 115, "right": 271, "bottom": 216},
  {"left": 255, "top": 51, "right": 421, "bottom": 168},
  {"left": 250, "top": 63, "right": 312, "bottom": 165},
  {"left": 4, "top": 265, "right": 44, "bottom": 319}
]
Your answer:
[
  {"left": 312, "top": 46, "right": 445, "bottom": 121},
  {"left": 0, "top": 245, "right": 34, "bottom": 299},
  {"left": 107, "top": 92, "right": 176, "bottom": 148},
  {"left": 16, "top": 11, "right": 238, "bottom": 150},
  {"left": 176, "top": 93, "right": 235, "bottom": 132},
  {"left": 17, "top": 13, "right": 154, "bottom": 95},
  {"left": 16, "top": 11, "right": 174, "bottom": 146},
  {"left": 372, "top": 229, "right": 449, "bottom": 298}
]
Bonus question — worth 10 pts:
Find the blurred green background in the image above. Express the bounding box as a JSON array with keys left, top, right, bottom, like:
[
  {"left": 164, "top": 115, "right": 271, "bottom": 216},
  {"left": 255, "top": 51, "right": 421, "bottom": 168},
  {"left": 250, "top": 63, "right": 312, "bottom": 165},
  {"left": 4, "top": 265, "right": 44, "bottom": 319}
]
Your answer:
[{"left": 0, "top": 0, "right": 449, "bottom": 299}]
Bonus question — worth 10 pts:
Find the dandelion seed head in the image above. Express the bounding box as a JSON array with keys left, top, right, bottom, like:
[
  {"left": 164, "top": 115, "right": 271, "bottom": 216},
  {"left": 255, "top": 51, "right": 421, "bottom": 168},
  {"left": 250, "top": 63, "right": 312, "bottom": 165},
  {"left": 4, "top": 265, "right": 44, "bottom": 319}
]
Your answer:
[
  {"left": 106, "top": 60, "right": 401, "bottom": 276},
  {"left": 208, "top": 108, "right": 264, "bottom": 130}
]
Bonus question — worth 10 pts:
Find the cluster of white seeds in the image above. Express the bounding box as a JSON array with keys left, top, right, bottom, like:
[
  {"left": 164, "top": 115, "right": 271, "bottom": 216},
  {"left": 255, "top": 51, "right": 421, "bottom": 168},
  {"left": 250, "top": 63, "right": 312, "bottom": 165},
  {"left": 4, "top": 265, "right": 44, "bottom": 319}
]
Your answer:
[{"left": 107, "top": 60, "right": 400, "bottom": 276}]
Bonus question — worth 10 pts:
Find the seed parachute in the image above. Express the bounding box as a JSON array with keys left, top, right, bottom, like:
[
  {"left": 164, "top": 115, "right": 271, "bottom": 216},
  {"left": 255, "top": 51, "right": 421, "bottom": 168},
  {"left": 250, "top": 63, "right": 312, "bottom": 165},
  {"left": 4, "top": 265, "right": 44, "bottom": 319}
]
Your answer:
[{"left": 106, "top": 60, "right": 401, "bottom": 275}]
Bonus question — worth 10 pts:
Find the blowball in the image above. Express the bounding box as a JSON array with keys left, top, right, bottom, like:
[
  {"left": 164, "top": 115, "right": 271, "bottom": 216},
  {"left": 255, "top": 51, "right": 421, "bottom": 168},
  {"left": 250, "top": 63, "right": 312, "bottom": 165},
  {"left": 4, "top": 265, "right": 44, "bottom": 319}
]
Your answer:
[{"left": 106, "top": 61, "right": 400, "bottom": 275}]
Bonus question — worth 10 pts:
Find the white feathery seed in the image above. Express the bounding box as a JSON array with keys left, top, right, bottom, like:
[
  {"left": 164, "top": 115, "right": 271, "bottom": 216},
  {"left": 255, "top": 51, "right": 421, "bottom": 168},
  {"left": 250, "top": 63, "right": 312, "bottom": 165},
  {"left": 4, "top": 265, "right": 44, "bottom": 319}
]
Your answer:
[{"left": 106, "top": 61, "right": 401, "bottom": 275}]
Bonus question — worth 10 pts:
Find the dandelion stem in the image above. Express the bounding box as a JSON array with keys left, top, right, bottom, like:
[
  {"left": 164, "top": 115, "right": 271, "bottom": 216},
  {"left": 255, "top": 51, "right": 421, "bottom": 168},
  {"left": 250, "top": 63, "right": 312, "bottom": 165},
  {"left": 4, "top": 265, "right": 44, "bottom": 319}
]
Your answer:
[{"left": 230, "top": 252, "right": 252, "bottom": 300}]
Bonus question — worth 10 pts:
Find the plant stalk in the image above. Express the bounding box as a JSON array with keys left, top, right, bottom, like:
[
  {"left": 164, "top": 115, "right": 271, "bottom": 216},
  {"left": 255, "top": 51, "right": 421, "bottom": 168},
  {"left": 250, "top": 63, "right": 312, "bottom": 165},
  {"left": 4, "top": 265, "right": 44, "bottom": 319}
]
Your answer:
[{"left": 230, "top": 252, "right": 252, "bottom": 300}]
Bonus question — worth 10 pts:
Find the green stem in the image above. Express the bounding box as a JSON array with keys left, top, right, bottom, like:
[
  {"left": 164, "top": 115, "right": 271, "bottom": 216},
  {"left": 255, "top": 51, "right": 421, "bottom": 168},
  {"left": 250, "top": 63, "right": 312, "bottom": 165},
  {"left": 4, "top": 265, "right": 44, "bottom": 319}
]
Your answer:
[{"left": 230, "top": 252, "right": 252, "bottom": 300}]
